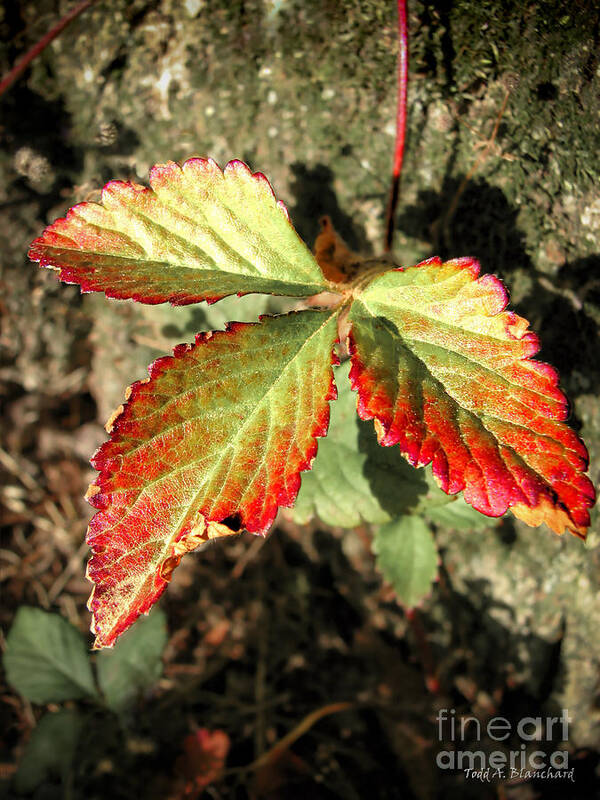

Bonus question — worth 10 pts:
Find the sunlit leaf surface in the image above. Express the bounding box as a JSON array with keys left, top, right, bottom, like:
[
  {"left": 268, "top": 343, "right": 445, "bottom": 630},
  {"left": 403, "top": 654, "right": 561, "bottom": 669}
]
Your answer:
[
  {"left": 29, "top": 159, "right": 331, "bottom": 305},
  {"left": 349, "top": 257, "right": 595, "bottom": 537},
  {"left": 86, "top": 310, "right": 339, "bottom": 647}
]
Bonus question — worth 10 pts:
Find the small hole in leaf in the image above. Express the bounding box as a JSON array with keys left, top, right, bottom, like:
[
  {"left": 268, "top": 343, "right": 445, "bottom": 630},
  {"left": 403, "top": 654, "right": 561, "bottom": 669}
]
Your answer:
[{"left": 220, "top": 513, "right": 242, "bottom": 532}]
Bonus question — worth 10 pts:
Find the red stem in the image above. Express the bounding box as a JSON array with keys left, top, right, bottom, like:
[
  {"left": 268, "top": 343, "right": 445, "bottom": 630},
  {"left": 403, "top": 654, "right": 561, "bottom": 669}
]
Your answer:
[
  {"left": 0, "top": 0, "right": 96, "bottom": 99},
  {"left": 384, "top": 0, "right": 409, "bottom": 252},
  {"left": 406, "top": 607, "right": 440, "bottom": 694}
]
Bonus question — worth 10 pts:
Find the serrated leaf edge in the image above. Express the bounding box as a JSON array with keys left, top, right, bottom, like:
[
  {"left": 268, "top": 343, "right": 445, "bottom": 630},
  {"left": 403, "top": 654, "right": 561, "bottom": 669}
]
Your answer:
[{"left": 84, "top": 311, "right": 340, "bottom": 647}]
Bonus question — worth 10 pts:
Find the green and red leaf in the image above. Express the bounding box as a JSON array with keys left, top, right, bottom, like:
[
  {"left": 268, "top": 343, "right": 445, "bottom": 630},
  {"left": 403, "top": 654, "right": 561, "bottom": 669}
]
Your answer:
[
  {"left": 292, "top": 361, "right": 493, "bottom": 529},
  {"left": 348, "top": 256, "right": 595, "bottom": 537},
  {"left": 29, "top": 158, "right": 332, "bottom": 305},
  {"left": 86, "top": 310, "right": 339, "bottom": 647}
]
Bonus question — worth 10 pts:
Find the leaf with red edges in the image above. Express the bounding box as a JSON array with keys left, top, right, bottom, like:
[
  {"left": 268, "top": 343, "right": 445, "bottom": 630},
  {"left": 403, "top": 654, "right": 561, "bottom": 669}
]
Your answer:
[
  {"left": 86, "top": 309, "right": 339, "bottom": 647},
  {"left": 348, "top": 256, "right": 595, "bottom": 537},
  {"left": 29, "top": 158, "right": 332, "bottom": 305}
]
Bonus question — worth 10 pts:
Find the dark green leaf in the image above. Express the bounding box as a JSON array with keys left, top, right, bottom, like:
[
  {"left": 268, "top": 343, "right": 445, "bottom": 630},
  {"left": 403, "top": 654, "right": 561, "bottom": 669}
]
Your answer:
[
  {"left": 96, "top": 608, "right": 168, "bottom": 712},
  {"left": 4, "top": 608, "right": 98, "bottom": 704},
  {"left": 14, "top": 710, "right": 84, "bottom": 793},
  {"left": 294, "top": 361, "right": 447, "bottom": 527}
]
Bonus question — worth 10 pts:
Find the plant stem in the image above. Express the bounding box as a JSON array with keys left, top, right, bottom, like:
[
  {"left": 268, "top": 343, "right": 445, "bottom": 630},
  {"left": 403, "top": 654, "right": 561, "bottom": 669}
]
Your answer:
[
  {"left": 248, "top": 701, "right": 354, "bottom": 772},
  {"left": 0, "top": 0, "right": 96, "bottom": 100},
  {"left": 406, "top": 607, "right": 441, "bottom": 694},
  {"left": 384, "top": 0, "right": 409, "bottom": 252}
]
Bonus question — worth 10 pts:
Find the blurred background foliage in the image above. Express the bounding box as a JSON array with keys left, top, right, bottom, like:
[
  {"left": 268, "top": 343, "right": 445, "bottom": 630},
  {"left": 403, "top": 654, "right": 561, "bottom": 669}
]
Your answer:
[{"left": 1, "top": 1, "right": 599, "bottom": 797}]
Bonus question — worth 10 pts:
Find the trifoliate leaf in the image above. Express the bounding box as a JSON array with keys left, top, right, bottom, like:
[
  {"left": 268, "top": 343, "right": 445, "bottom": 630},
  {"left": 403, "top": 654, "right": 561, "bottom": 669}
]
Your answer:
[
  {"left": 86, "top": 310, "right": 339, "bottom": 647},
  {"left": 349, "top": 257, "right": 595, "bottom": 537},
  {"left": 29, "top": 159, "right": 333, "bottom": 305}
]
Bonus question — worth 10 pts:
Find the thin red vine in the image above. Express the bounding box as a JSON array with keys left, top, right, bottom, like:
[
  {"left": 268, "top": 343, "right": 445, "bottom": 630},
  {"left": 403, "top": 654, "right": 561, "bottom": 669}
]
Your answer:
[
  {"left": 0, "top": 0, "right": 96, "bottom": 99},
  {"left": 384, "top": 0, "right": 409, "bottom": 252}
]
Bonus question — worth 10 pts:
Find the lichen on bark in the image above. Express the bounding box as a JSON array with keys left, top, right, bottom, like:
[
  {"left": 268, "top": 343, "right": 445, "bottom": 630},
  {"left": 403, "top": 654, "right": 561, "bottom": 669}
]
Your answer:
[{"left": 2, "top": 0, "right": 599, "bottom": 750}]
